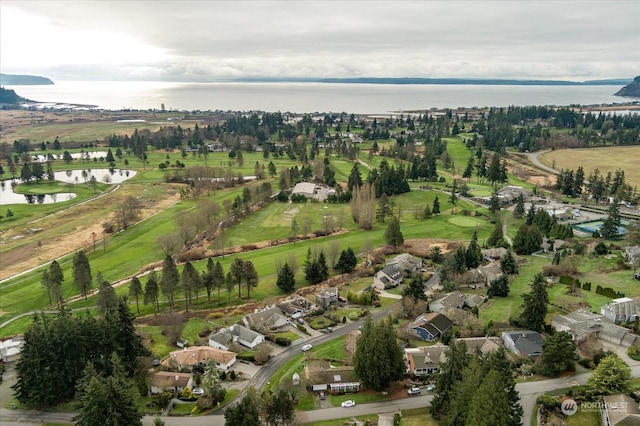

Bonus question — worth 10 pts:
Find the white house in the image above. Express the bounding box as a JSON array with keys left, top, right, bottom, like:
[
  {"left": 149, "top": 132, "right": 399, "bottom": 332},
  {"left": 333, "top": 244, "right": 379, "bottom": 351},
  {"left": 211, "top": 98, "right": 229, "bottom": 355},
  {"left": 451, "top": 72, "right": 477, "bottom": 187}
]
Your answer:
[
  {"left": 600, "top": 297, "right": 640, "bottom": 324},
  {"left": 373, "top": 264, "right": 403, "bottom": 290},
  {"left": 209, "top": 324, "right": 265, "bottom": 350}
]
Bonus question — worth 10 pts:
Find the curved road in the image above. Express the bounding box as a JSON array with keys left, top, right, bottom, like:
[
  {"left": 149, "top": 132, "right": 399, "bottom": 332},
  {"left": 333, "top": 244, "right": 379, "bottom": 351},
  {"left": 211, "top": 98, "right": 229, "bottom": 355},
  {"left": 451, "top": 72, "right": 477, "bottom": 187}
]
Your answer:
[{"left": 522, "top": 149, "right": 559, "bottom": 176}]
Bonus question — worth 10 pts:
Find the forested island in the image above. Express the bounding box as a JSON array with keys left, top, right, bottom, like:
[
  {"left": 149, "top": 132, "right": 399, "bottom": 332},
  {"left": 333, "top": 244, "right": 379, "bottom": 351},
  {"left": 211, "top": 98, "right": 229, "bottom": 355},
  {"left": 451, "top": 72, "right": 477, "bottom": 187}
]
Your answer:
[{"left": 0, "top": 73, "right": 54, "bottom": 85}]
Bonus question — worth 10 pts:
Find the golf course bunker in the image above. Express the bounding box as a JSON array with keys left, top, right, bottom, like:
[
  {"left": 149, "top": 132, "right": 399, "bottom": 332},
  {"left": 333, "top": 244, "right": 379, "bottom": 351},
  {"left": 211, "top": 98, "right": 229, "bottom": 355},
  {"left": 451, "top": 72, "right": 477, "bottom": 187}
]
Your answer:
[{"left": 447, "top": 216, "right": 485, "bottom": 227}]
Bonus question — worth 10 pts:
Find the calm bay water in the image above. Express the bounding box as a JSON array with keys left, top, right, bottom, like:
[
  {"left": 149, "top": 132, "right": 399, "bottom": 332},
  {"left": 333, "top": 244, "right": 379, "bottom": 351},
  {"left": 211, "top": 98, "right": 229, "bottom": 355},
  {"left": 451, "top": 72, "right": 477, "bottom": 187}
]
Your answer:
[{"left": 5, "top": 80, "right": 631, "bottom": 114}]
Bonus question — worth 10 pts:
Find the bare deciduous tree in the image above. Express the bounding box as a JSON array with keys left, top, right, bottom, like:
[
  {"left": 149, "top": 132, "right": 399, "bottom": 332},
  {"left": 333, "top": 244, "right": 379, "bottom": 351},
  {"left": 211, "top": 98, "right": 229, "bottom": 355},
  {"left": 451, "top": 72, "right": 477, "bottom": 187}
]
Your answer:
[{"left": 350, "top": 182, "right": 376, "bottom": 230}]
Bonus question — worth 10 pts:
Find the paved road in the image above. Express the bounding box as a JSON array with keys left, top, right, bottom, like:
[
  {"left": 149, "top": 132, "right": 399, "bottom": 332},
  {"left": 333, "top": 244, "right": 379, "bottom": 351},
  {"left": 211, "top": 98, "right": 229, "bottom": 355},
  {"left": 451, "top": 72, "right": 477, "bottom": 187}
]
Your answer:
[
  {"left": 522, "top": 149, "right": 558, "bottom": 176},
  {"left": 3, "top": 306, "right": 640, "bottom": 426}
]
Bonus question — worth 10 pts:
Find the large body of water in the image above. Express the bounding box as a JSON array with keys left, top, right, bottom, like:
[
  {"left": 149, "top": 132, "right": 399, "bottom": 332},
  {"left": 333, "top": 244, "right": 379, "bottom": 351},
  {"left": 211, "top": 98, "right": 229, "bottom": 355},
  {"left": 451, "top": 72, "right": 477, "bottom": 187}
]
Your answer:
[{"left": 5, "top": 80, "right": 633, "bottom": 114}]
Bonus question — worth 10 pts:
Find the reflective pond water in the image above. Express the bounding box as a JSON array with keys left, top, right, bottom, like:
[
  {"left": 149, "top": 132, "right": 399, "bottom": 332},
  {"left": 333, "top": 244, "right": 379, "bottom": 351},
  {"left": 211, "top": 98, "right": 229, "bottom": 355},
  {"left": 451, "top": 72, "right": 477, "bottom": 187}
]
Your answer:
[{"left": 0, "top": 168, "right": 136, "bottom": 205}]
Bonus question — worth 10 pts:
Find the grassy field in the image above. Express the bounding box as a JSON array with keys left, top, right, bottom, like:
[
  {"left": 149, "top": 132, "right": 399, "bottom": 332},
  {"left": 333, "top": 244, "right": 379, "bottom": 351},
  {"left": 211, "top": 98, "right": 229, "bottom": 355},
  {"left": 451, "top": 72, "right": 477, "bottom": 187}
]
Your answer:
[{"left": 539, "top": 146, "right": 640, "bottom": 187}]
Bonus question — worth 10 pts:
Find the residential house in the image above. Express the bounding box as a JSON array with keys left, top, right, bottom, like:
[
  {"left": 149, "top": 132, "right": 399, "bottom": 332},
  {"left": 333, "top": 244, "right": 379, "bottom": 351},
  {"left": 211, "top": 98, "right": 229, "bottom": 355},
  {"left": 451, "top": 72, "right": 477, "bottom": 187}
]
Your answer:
[
  {"left": 244, "top": 307, "right": 289, "bottom": 331},
  {"left": 387, "top": 253, "right": 423, "bottom": 273},
  {"left": 0, "top": 336, "right": 24, "bottom": 363},
  {"left": 316, "top": 287, "right": 339, "bottom": 310},
  {"left": 553, "top": 309, "right": 639, "bottom": 348},
  {"left": 150, "top": 371, "right": 193, "bottom": 394},
  {"left": 405, "top": 312, "right": 454, "bottom": 342},
  {"left": 291, "top": 182, "right": 335, "bottom": 202},
  {"left": 501, "top": 330, "right": 544, "bottom": 360},
  {"left": 623, "top": 246, "right": 640, "bottom": 265},
  {"left": 404, "top": 344, "right": 448, "bottom": 376},
  {"left": 452, "top": 337, "right": 503, "bottom": 356},
  {"left": 478, "top": 263, "right": 503, "bottom": 286},
  {"left": 601, "top": 297, "right": 640, "bottom": 323},
  {"left": 304, "top": 361, "right": 361, "bottom": 395},
  {"left": 162, "top": 346, "right": 237, "bottom": 372},
  {"left": 278, "top": 297, "right": 317, "bottom": 318},
  {"left": 482, "top": 247, "right": 508, "bottom": 262},
  {"left": 600, "top": 394, "right": 640, "bottom": 426},
  {"left": 373, "top": 264, "right": 403, "bottom": 290},
  {"left": 208, "top": 324, "right": 265, "bottom": 350},
  {"left": 429, "top": 291, "right": 466, "bottom": 314}
]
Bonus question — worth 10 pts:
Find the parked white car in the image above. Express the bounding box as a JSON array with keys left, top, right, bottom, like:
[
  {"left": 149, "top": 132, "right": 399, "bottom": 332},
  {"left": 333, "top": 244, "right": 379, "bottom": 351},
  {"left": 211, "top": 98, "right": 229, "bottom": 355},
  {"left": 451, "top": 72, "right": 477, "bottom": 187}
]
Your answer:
[
  {"left": 301, "top": 344, "right": 313, "bottom": 352},
  {"left": 192, "top": 388, "right": 204, "bottom": 396},
  {"left": 407, "top": 387, "right": 421, "bottom": 396},
  {"left": 341, "top": 400, "right": 356, "bottom": 408}
]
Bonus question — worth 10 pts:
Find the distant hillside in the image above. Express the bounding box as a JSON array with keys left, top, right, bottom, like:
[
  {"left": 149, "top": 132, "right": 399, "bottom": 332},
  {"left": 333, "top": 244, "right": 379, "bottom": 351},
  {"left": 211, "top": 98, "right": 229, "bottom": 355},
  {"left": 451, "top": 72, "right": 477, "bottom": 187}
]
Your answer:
[
  {"left": 0, "top": 87, "right": 25, "bottom": 105},
  {"left": 0, "top": 73, "right": 54, "bottom": 85},
  {"left": 615, "top": 76, "right": 640, "bottom": 98}
]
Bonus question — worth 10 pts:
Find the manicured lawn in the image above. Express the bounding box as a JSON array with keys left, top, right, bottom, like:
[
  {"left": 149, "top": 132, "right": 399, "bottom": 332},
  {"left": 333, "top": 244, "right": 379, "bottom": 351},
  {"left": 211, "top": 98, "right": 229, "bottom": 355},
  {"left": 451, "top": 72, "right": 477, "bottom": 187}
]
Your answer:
[
  {"left": 566, "top": 406, "right": 600, "bottom": 426},
  {"left": 306, "top": 336, "right": 348, "bottom": 361},
  {"left": 401, "top": 407, "right": 438, "bottom": 426},
  {"left": 302, "top": 415, "right": 379, "bottom": 426},
  {"left": 328, "top": 391, "right": 390, "bottom": 407}
]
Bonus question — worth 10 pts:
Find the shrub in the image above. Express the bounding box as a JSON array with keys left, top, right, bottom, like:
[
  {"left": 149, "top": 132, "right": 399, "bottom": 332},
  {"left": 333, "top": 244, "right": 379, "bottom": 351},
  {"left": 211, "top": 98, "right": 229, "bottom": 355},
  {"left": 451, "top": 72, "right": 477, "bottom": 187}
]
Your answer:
[
  {"left": 230, "top": 370, "right": 236, "bottom": 380},
  {"left": 594, "top": 242, "right": 609, "bottom": 255},
  {"left": 628, "top": 346, "right": 640, "bottom": 361},
  {"left": 296, "top": 324, "right": 309, "bottom": 334},
  {"left": 207, "top": 312, "right": 225, "bottom": 320},
  {"left": 275, "top": 337, "right": 292, "bottom": 347}
]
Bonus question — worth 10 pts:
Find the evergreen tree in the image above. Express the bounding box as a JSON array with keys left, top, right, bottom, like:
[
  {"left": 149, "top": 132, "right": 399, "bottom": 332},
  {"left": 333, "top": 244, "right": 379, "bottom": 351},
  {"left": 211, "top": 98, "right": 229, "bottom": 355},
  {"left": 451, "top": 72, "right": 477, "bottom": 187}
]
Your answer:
[
  {"left": 143, "top": 271, "right": 159, "bottom": 314},
  {"left": 224, "top": 389, "right": 261, "bottom": 426},
  {"left": 430, "top": 245, "right": 443, "bottom": 263},
  {"left": 213, "top": 260, "right": 225, "bottom": 305},
  {"left": 519, "top": 273, "right": 548, "bottom": 332},
  {"left": 601, "top": 201, "right": 622, "bottom": 239},
  {"left": 335, "top": 247, "right": 358, "bottom": 273},
  {"left": 353, "top": 317, "right": 405, "bottom": 391},
  {"left": 587, "top": 354, "right": 632, "bottom": 395},
  {"left": 489, "top": 191, "right": 500, "bottom": 214},
  {"left": 276, "top": 262, "right": 296, "bottom": 293},
  {"left": 466, "top": 370, "right": 511, "bottom": 426},
  {"left": 129, "top": 276, "right": 142, "bottom": 315},
  {"left": 465, "top": 230, "right": 482, "bottom": 269},
  {"left": 446, "top": 357, "right": 484, "bottom": 426},
  {"left": 108, "top": 297, "right": 148, "bottom": 375},
  {"left": 230, "top": 258, "right": 245, "bottom": 298},
  {"left": 484, "top": 347, "right": 523, "bottom": 426},
  {"left": 431, "top": 340, "right": 470, "bottom": 419},
  {"left": 402, "top": 274, "right": 426, "bottom": 300},
  {"left": 96, "top": 273, "right": 118, "bottom": 316},
  {"left": 263, "top": 388, "right": 295, "bottom": 426},
  {"left": 376, "top": 193, "right": 395, "bottom": 223},
  {"left": 487, "top": 219, "right": 505, "bottom": 248},
  {"left": 513, "top": 193, "right": 525, "bottom": 218},
  {"left": 73, "top": 250, "right": 93, "bottom": 300},
  {"left": 241, "top": 260, "right": 259, "bottom": 299},
  {"left": 347, "top": 162, "right": 363, "bottom": 192},
  {"left": 384, "top": 216, "right": 404, "bottom": 247},
  {"left": 541, "top": 331, "right": 577, "bottom": 376},
  {"left": 432, "top": 195, "right": 441, "bottom": 215},
  {"left": 500, "top": 249, "right": 518, "bottom": 275},
  {"left": 160, "top": 254, "right": 179, "bottom": 310},
  {"left": 487, "top": 275, "right": 510, "bottom": 297},
  {"left": 73, "top": 354, "right": 143, "bottom": 426},
  {"left": 181, "top": 261, "right": 201, "bottom": 310},
  {"left": 448, "top": 179, "right": 458, "bottom": 214},
  {"left": 513, "top": 223, "right": 542, "bottom": 255}
]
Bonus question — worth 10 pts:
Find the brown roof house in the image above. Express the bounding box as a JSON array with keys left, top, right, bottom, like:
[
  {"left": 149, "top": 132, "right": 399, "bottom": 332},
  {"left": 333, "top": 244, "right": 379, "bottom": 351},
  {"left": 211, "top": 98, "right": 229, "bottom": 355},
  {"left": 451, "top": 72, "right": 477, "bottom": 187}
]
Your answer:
[
  {"left": 405, "top": 312, "right": 453, "bottom": 342},
  {"left": 304, "top": 360, "right": 361, "bottom": 395},
  {"left": 162, "top": 346, "right": 237, "bottom": 372},
  {"left": 150, "top": 371, "right": 193, "bottom": 394},
  {"left": 452, "top": 337, "right": 503, "bottom": 356},
  {"left": 404, "top": 344, "right": 448, "bottom": 376},
  {"left": 278, "top": 297, "right": 317, "bottom": 318}
]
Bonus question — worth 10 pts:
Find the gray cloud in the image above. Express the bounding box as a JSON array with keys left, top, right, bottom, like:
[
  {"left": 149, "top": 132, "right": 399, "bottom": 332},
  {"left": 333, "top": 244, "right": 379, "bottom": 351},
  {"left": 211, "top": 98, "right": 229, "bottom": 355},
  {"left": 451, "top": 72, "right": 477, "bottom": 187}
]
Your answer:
[{"left": 2, "top": 0, "right": 638, "bottom": 81}]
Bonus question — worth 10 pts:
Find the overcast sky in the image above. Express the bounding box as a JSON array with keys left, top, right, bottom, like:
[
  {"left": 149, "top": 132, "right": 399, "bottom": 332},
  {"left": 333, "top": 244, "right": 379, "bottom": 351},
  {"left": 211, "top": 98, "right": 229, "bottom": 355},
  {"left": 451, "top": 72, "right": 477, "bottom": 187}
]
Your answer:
[{"left": 1, "top": 0, "right": 638, "bottom": 82}]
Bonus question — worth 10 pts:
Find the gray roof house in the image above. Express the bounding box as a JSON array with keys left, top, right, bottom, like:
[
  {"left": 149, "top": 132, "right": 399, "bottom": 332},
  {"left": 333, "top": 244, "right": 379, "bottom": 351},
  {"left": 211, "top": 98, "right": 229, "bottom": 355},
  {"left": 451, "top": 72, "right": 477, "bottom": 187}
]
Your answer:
[
  {"left": 600, "top": 297, "right": 640, "bottom": 324},
  {"left": 208, "top": 324, "right": 265, "bottom": 350},
  {"left": 501, "top": 330, "right": 544, "bottom": 360},
  {"left": 373, "top": 264, "right": 403, "bottom": 290},
  {"left": 600, "top": 394, "right": 640, "bottom": 426},
  {"left": 429, "top": 291, "right": 467, "bottom": 314},
  {"left": 405, "top": 312, "right": 454, "bottom": 342},
  {"left": 278, "top": 297, "right": 317, "bottom": 318},
  {"left": 244, "top": 307, "right": 289, "bottom": 331},
  {"left": 150, "top": 372, "right": 193, "bottom": 395},
  {"left": 316, "top": 287, "right": 339, "bottom": 310},
  {"left": 387, "top": 253, "right": 423, "bottom": 273},
  {"left": 404, "top": 344, "right": 448, "bottom": 376},
  {"left": 291, "top": 182, "right": 335, "bottom": 202},
  {"left": 553, "top": 309, "right": 639, "bottom": 347},
  {"left": 624, "top": 246, "right": 640, "bottom": 265}
]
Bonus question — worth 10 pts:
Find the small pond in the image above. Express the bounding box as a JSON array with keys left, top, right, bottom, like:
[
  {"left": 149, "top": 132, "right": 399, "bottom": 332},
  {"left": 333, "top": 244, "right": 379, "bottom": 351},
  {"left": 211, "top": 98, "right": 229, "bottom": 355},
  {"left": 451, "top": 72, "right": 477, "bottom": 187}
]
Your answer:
[
  {"left": 0, "top": 168, "right": 136, "bottom": 206},
  {"left": 32, "top": 151, "right": 109, "bottom": 162}
]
